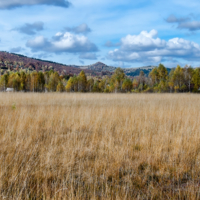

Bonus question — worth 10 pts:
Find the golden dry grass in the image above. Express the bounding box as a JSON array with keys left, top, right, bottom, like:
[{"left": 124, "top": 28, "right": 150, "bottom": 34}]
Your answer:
[{"left": 0, "top": 93, "right": 200, "bottom": 199}]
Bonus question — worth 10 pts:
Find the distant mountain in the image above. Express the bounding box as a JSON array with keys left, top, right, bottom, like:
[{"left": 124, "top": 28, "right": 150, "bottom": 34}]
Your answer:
[
  {"left": 0, "top": 51, "right": 170, "bottom": 77},
  {"left": 75, "top": 62, "right": 169, "bottom": 77}
]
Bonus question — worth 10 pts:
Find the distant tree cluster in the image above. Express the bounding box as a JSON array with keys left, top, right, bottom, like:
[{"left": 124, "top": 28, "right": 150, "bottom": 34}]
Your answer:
[
  {"left": 0, "top": 70, "right": 65, "bottom": 92},
  {"left": 0, "top": 64, "right": 200, "bottom": 93}
]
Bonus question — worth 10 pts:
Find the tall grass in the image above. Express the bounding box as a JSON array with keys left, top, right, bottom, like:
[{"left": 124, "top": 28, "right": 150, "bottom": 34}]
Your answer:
[{"left": 0, "top": 93, "right": 200, "bottom": 199}]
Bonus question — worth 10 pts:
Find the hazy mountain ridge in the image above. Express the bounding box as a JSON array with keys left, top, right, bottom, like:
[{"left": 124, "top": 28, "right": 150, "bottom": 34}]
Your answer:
[{"left": 76, "top": 62, "right": 164, "bottom": 77}]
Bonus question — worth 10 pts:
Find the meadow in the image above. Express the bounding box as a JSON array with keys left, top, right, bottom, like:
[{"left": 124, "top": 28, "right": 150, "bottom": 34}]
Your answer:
[{"left": 0, "top": 93, "right": 200, "bottom": 199}]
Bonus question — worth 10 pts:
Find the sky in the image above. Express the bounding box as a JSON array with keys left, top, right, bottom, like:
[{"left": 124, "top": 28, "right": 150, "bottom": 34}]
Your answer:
[{"left": 1, "top": 0, "right": 200, "bottom": 68}]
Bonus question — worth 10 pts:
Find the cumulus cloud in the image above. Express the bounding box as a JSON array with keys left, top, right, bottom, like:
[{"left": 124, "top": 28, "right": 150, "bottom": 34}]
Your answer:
[
  {"left": 13, "top": 22, "right": 44, "bottom": 35},
  {"left": 27, "top": 36, "right": 49, "bottom": 50},
  {"left": 120, "top": 29, "right": 166, "bottom": 51},
  {"left": 106, "top": 30, "right": 166, "bottom": 51},
  {"left": 108, "top": 30, "right": 200, "bottom": 63},
  {"left": 0, "top": 0, "right": 70, "bottom": 9},
  {"left": 26, "top": 32, "right": 98, "bottom": 53},
  {"left": 79, "top": 53, "right": 97, "bottom": 60},
  {"left": 64, "top": 24, "right": 91, "bottom": 34}
]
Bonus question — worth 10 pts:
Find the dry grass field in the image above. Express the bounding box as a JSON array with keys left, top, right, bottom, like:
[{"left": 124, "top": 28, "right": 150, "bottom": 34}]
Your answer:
[{"left": 0, "top": 93, "right": 200, "bottom": 199}]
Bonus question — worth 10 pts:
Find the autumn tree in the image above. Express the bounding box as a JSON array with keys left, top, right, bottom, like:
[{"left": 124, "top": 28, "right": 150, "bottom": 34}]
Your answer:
[
  {"left": 47, "top": 72, "right": 60, "bottom": 92},
  {"left": 20, "top": 71, "right": 26, "bottom": 91},
  {"left": 122, "top": 78, "right": 132, "bottom": 92},
  {"left": 108, "top": 83, "right": 115, "bottom": 93},
  {"left": 66, "top": 77, "right": 74, "bottom": 92},
  {"left": 138, "top": 71, "right": 145, "bottom": 91},
  {"left": 172, "top": 65, "right": 184, "bottom": 92},
  {"left": 98, "top": 79, "right": 105, "bottom": 92},
  {"left": 25, "top": 73, "right": 31, "bottom": 92},
  {"left": 192, "top": 68, "right": 200, "bottom": 92},
  {"left": 132, "top": 79, "right": 138, "bottom": 90},
  {"left": 183, "top": 65, "right": 194, "bottom": 92},
  {"left": 87, "top": 78, "right": 94, "bottom": 92},
  {"left": 37, "top": 72, "right": 45, "bottom": 92},
  {"left": 0, "top": 74, "right": 8, "bottom": 91},
  {"left": 92, "top": 81, "right": 100, "bottom": 92},
  {"left": 56, "top": 81, "right": 65, "bottom": 92},
  {"left": 149, "top": 64, "right": 168, "bottom": 92},
  {"left": 8, "top": 73, "right": 21, "bottom": 91},
  {"left": 66, "top": 76, "right": 79, "bottom": 92},
  {"left": 157, "top": 64, "right": 168, "bottom": 82},
  {"left": 111, "top": 67, "right": 125, "bottom": 93},
  {"left": 30, "top": 72, "right": 38, "bottom": 92},
  {"left": 72, "top": 76, "right": 79, "bottom": 92},
  {"left": 78, "top": 71, "right": 87, "bottom": 92},
  {"left": 149, "top": 68, "right": 159, "bottom": 85}
]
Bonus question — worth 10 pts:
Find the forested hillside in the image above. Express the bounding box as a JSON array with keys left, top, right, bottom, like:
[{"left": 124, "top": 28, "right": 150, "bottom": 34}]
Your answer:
[{"left": 0, "top": 51, "right": 101, "bottom": 76}]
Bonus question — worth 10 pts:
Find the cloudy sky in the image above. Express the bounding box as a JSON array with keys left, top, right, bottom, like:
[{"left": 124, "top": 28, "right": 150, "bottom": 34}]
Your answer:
[{"left": 1, "top": 0, "right": 200, "bottom": 68}]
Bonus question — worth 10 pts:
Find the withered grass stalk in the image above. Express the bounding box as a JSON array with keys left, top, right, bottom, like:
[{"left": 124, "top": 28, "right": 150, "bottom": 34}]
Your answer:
[{"left": 0, "top": 93, "right": 200, "bottom": 199}]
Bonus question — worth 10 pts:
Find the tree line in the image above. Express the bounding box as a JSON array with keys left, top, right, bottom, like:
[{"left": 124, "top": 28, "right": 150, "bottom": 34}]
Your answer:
[{"left": 0, "top": 64, "right": 200, "bottom": 93}]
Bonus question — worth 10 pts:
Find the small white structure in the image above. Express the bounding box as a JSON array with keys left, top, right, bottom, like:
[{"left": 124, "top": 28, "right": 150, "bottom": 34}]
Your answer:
[{"left": 6, "top": 88, "right": 14, "bottom": 92}]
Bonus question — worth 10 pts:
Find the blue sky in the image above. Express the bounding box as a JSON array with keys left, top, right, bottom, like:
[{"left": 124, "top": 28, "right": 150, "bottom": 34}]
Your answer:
[{"left": 1, "top": 0, "right": 200, "bottom": 68}]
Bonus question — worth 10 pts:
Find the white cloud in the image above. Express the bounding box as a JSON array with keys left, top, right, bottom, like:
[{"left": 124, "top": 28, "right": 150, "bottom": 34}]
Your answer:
[
  {"left": 27, "top": 36, "right": 48, "bottom": 48},
  {"left": 120, "top": 29, "right": 166, "bottom": 51},
  {"left": 108, "top": 30, "right": 200, "bottom": 63},
  {"left": 26, "top": 32, "right": 98, "bottom": 53}
]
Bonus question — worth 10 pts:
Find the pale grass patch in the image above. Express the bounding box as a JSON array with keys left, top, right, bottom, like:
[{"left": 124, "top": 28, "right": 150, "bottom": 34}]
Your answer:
[{"left": 0, "top": 93, "right": 200, "bottom": 199}]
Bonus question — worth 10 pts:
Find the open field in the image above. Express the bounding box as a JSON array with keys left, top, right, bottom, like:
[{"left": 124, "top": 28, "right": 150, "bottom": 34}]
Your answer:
[{"left": 0, "top": 93, "right": 200, "bottom": 199}]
